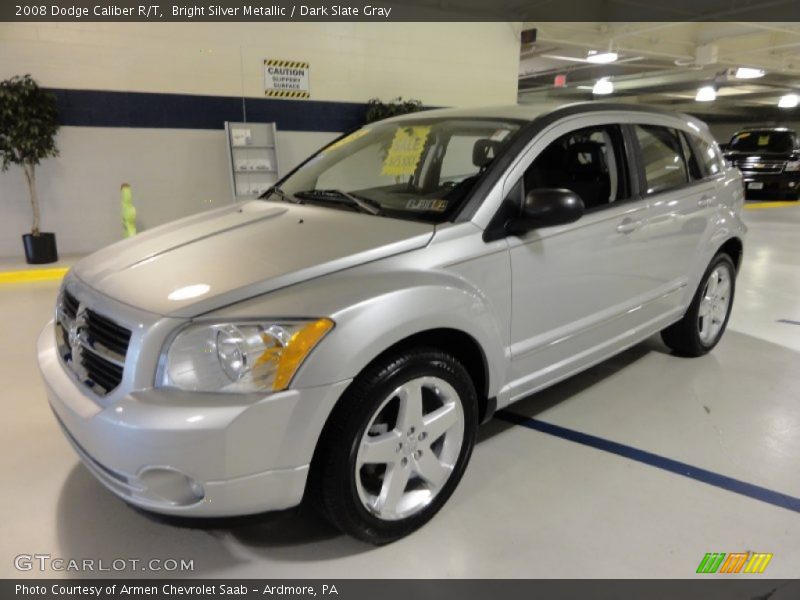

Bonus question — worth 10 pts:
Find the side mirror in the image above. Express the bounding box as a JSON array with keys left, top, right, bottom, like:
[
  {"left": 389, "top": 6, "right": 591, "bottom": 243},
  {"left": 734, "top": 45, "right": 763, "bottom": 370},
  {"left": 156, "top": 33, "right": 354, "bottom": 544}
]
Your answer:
[{"left": 505, "top": 188, "right": 584, "bottom": 235}]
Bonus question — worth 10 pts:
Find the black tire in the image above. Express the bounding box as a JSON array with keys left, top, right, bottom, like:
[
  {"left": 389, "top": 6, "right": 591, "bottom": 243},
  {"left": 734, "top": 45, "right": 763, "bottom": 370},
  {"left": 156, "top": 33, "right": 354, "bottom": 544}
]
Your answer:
[
  {"left": 306, "top": 348, "right": 478, "bottom": 545},
  {"left": 661, "top": 253, "right": 736, "bottom": 356}
]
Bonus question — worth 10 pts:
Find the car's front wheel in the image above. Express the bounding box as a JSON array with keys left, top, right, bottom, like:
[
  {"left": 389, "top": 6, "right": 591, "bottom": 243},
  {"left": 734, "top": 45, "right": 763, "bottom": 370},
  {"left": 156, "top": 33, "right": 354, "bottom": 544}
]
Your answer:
[
  {"left": 661, "top": 252, "right": 736, "bottom": 356},
  {"left": 307, "top": 348, "right": 478, "bottom": 544}
]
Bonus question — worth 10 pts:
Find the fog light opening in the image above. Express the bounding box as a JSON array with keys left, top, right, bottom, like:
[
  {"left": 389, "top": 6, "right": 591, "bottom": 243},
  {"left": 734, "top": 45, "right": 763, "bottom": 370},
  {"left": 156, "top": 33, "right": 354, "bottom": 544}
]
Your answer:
[{"left": 137, "top": 467, "right": 205, "bottom": 506}]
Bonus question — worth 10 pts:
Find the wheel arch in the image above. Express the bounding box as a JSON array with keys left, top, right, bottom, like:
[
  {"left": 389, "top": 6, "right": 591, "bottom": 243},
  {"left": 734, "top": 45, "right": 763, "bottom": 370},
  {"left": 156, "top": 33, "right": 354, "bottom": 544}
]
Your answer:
[
  {"left": 361, "top": 327, "right": 493, "bottom": 423},
  {"left": 717, "top": 236, "right": 744, "bottom": 272}
]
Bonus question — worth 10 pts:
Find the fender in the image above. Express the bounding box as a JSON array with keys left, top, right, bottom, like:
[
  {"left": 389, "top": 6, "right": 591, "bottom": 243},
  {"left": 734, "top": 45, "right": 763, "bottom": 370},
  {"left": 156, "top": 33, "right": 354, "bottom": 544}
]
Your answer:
[{"left": 209, "top": 263, "right": 509, "bottom": 397}]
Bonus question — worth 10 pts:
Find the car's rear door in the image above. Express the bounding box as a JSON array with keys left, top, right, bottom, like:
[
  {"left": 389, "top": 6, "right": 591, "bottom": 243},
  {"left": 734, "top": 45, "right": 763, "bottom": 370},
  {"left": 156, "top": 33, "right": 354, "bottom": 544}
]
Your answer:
[{"left": 629, "top": 123, "right": 722, "bottom": 310}]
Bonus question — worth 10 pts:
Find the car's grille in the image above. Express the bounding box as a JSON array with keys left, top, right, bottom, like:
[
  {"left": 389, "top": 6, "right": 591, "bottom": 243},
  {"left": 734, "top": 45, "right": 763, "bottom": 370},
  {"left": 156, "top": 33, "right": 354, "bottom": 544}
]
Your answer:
[
  {"left": 735, "top": 159, "right": 785, "bottom": 174},
  {"left": 84, "top": 309, "right": 131, "bottom": 356},
  {"left": 56, "top": 289, "right": 131, "bottom": 396}
]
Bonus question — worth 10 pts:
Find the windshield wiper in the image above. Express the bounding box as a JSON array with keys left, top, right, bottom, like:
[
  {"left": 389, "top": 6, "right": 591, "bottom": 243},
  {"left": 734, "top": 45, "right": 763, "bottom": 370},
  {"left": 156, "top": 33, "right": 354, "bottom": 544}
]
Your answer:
[
  {"left": 261, "top": 186, "right": 302, "bottom": 204},
  {"left": 294, "top": 189, "right": 382, "bottom": 215}
]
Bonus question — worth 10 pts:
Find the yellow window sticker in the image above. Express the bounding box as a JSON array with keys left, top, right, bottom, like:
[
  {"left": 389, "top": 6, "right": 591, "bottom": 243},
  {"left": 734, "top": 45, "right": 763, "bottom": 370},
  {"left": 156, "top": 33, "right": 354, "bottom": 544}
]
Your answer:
[
  {"left": 758, "top": 135, "right": 770, "bottom": 146},
  {"left": 324, "top": 128, "right": 370, "bottom": 153},
  {"left": 381, "top": 126, "right": 432, "bottom": 176}
]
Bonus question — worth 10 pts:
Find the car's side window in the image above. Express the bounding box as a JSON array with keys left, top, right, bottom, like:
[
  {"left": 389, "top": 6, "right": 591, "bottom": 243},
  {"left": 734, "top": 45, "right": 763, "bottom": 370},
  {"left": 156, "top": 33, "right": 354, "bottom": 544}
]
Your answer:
[
  {"left": 689, "top": 133, "right": 724, "bottom": 178},
  {"left": 521, "top": 124, "right": 629, "bottom": 211},
  {"left": 440, "top": 135, "right": 486, "bottom": 183},
  {"left": 634, "top": 125, "right": 689, "bottom": 194},
  {"left": 678, "top": 131, "right": 704, "bottom": 181}
]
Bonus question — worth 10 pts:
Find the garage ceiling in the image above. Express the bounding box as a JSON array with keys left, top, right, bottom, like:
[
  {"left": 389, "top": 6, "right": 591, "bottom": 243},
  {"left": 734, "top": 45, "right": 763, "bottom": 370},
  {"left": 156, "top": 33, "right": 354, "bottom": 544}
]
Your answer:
[{"left": 519, "top": 22, "right": 800, "bottom": 122}]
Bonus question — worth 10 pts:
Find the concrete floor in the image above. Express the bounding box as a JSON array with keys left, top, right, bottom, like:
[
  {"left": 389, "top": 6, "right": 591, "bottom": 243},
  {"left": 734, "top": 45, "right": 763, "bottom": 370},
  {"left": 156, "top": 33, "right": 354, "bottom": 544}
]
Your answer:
[{"left": 1, "top": 204, "right": 798, "bottom": 579}]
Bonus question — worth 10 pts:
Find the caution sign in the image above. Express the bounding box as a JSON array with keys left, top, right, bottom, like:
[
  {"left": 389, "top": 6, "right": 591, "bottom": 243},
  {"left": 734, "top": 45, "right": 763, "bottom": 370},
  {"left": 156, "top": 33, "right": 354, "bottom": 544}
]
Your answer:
[
  {"left": 381, "top": 126, "right": 431, "bottom": 176},
  {"left": 264, "top": 59, "right": 310, "bottom": 99}
]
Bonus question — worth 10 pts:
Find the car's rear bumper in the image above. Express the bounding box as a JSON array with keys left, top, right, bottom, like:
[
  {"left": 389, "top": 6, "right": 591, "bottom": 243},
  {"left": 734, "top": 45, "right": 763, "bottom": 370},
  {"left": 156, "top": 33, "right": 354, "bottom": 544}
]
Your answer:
[{"left": 38, "top": 321, "right": 351, "bottom": 516}]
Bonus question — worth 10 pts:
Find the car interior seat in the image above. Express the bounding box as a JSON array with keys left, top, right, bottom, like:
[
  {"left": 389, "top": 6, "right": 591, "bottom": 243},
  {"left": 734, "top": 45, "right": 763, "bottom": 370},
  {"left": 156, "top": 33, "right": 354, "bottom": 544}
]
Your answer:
[{"left": 563, "top": 141, "right": 611, "bottom": 209}]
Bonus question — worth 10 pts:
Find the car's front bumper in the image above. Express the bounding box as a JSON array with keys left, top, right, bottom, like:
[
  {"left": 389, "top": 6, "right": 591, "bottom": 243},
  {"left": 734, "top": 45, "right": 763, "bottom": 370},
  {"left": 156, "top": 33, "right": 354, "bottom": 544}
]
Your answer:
[{"left": 37, "top": 321, "right": 351, "bottom": 517}]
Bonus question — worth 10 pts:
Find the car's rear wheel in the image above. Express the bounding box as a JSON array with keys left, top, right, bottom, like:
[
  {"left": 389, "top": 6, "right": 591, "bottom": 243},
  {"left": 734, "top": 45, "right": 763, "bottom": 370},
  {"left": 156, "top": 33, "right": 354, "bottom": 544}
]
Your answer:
[
  {"left": 661, "top": 253, "right": 736, "bottom": 356},
  {"left": 306, "top": 348, "right": 478, "bottom": 545}
]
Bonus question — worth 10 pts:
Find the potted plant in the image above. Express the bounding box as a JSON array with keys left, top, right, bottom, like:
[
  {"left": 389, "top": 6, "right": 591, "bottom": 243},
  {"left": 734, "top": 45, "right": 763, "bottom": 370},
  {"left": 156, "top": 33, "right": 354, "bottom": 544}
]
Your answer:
[
  {"left": 0, "top": 74, "right": 60, "bottom": 264},
  {"left": 364, "top": 97, "right": 425, "bottom": 124}
]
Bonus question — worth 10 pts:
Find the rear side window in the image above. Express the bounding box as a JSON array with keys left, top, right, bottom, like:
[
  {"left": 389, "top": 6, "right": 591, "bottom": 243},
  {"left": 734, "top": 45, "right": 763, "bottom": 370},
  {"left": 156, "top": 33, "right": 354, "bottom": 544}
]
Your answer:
[
  {"left": 690, "top": 134, "right": 725, "bottom": 177},
  {"left": 634, "top": 125, "right": 689, "bottom": 194},
  {"left": 678, "top": 132, "right": 703, "bottom": 180}
]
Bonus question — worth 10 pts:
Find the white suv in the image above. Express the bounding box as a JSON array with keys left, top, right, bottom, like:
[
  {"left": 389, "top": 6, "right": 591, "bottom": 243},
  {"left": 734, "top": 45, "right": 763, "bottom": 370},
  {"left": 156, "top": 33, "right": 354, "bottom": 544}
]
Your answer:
[{"left": 38, "top": 102, "right": 745, "bottom": 544}]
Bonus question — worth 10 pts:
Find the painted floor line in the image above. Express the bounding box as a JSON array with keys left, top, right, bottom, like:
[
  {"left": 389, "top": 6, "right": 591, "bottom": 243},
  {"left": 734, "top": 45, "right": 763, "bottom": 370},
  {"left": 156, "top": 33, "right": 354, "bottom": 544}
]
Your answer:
[
  {"left": 496, "top": 410, "right": 800, "bottom": 514},
  {"left": 744, "top": 201, "right": 800, "bottom": 210},
  {"left": 0, "top": 268, "right": 69, "bottom": 284}
]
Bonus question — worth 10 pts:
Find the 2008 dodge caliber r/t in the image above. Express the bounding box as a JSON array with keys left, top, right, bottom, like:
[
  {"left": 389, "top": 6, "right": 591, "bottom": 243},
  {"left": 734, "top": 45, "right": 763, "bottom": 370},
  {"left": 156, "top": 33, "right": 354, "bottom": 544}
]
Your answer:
[{"left": 39, "top": 103, "right": 746, "bottom": 544}]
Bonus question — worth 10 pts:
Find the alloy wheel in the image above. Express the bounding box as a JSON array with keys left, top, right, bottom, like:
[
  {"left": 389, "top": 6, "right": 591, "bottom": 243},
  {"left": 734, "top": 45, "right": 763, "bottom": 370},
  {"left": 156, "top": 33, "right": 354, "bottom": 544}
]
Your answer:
[
  {"left": 354, "top": 376, "right": 465, "bottom": 521},
  {"left": 697, "top": 264, "right": 733, "bottom": 344}
]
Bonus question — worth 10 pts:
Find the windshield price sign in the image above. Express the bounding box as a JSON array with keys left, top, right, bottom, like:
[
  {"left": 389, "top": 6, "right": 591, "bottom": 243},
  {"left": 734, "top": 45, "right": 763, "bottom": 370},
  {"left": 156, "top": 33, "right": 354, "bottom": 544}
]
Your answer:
[
  {"left": 381, "top": 126, "right": 432, "bottom": 176},
  {"left": 264, "top": 59, "right": 310, "bottom": 99}
]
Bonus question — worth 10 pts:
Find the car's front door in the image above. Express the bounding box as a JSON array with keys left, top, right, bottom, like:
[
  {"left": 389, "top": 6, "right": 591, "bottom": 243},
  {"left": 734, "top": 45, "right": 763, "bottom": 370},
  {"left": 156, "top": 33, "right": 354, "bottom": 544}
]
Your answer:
[{"left": 498, "top": 117, "right": 675, "bottom": 404}]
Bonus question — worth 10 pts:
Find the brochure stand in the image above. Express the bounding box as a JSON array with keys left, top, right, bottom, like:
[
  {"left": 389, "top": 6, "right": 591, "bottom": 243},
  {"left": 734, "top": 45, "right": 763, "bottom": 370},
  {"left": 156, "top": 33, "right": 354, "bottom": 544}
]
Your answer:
[{"left": 224, "top": 121, "right": 279, "bottom": 200}]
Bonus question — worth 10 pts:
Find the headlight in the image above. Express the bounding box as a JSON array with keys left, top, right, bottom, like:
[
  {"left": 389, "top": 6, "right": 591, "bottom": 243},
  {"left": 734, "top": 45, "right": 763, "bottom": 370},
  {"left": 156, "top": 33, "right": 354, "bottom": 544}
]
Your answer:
[
  {"left": 159, "top": 319, "right": 334, "bottom": 393},
  {"left": 785, "top": 160, "right": 800, "bottom": 172}
]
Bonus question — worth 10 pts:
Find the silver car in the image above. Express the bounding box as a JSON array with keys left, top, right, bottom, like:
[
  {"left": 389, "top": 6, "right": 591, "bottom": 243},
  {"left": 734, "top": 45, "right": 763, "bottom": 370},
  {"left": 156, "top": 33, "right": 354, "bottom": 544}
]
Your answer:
[{"left": 38, "top": 103, "right": 746, "bottom": 544}]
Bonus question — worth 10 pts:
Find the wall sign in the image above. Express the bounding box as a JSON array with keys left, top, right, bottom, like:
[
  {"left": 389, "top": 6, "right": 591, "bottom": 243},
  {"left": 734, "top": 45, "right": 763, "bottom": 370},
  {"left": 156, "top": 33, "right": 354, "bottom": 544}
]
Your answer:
[{"left": 264, "top": 59, "right": 310, "bottom": 99}]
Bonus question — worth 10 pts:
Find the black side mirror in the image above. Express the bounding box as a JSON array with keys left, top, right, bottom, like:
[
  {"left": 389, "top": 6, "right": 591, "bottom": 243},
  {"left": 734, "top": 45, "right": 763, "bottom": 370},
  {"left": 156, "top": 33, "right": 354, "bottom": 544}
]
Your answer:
[{"left": 505, "top": 188, "right": 584, "bottom": 236}]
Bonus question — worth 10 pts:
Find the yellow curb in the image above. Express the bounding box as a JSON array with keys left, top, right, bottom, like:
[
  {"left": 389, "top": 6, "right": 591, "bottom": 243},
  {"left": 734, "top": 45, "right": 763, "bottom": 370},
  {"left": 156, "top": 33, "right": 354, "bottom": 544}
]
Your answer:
[
  {"left": 745, "top": 201, "right": 800, "bottom": 209},
  {"left": 0, "top": 267, "right": 69, "bottom": 284}
]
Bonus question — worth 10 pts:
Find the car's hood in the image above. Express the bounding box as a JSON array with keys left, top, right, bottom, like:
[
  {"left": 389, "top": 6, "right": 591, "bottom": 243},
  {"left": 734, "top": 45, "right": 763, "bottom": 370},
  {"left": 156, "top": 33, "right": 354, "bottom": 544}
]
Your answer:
[{"left": 73, "top": 201, "right": 434, "bottom": 317}]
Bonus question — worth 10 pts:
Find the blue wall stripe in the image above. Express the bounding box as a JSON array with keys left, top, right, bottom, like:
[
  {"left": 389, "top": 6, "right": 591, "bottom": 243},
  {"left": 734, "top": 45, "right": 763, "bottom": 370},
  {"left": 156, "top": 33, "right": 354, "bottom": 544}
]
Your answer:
[
  {"left": 47, "top": 88, "right": 368, "bottom": 132},
  {"left": 496, "top": 410, "right": 800, "bottom": 514}
]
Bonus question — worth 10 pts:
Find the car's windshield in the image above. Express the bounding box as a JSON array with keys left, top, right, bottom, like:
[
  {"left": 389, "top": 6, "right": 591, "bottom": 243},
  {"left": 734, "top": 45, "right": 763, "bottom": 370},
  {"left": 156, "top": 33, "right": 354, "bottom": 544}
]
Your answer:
[
  {"left": 268, "top": 117, "right": 524, "bottom": 223},
  {"left": 729, "top": 130, "right": 795, "bottom": 153}
]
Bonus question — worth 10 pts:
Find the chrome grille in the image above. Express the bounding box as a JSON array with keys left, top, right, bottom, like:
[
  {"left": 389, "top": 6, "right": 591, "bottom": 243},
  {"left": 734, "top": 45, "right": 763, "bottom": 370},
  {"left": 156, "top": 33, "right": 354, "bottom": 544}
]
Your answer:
[
  {"left": 56, "top": 289, "right": 131, "bottom": 396},
  {"left": 735, "top": 159, "right": 785, "bottom": 174}
]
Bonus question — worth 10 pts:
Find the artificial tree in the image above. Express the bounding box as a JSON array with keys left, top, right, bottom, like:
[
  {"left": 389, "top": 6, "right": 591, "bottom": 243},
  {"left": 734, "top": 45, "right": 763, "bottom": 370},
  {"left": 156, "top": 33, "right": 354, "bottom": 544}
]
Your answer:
[{"left": 0, "top": 74, "right": 60, "bottom": 263}]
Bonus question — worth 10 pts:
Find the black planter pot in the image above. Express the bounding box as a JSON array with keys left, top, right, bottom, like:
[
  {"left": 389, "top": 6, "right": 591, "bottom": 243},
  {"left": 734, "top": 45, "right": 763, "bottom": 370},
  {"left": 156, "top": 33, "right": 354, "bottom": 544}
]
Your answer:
[{"left": 22, "top": 232, "right": 59, "bottom": 264}]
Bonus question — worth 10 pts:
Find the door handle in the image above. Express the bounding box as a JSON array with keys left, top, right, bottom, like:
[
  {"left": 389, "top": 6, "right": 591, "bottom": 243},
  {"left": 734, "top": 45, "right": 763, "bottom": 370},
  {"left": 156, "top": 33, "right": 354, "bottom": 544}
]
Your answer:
[
  {"left": 697, "top": 195, "right": 713, "bottom": 207},
  {"left": 616, "top": 218, "right": 643, "bottom": 234}
]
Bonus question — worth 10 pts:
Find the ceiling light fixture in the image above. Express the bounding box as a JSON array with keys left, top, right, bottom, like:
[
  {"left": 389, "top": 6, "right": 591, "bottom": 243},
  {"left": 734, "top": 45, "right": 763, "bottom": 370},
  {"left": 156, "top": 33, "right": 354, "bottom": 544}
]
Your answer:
[
  {"left": 593, "top": 78, "right": 614, "bottom": 95},
  {"left": 587, "top": 51, "right": 619, "bottom": 64},
  {"left": 735, "top": 67, "right": 766, "bottom": 79},
  {"left": 695, "top": 86, "right": 716, "bottom": 102},
  {"left": 779, "top": 93, "right": 799, "bottom": 108}
]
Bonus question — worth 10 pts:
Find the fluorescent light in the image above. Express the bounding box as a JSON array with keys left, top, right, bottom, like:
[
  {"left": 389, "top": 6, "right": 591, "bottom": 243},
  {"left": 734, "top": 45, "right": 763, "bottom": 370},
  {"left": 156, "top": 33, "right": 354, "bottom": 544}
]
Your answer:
[
  {"left": 587, "top": 51, "right": 618, "bottom": 64},
  {"left": 735, "top": 67, "right": 765, "bottom": 79},
  {"left": 592, "top": 78, "right": 614, "bottom": 95},
  {"left": 695, "top": 86, "right": 716, "bottom": 102},
  {"left": 779, "top": 94, "right": 799, "bottom": 108}
]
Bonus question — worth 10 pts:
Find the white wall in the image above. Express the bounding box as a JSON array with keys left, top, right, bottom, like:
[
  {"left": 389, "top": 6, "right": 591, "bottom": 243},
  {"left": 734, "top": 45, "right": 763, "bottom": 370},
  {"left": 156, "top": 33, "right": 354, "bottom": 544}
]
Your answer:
[
  {"left": 0, "top": 22, "right": 522, "bottom": 257},
  {"left": 1, "top": 128, "right": 335, "bottom": 255},
  {"left": 0, "top": 22, "right": 520, "bottom": 106}
]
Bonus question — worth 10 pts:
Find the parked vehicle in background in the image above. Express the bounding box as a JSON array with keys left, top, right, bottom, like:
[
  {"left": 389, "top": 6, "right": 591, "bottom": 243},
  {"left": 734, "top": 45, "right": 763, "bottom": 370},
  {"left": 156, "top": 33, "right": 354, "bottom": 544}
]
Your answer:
[
  {"left": 38, "top": 103, "right": 746, "bottom": 544},
  {"left": 723, "top": 127, "right": 800, "bottom": 200}
]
